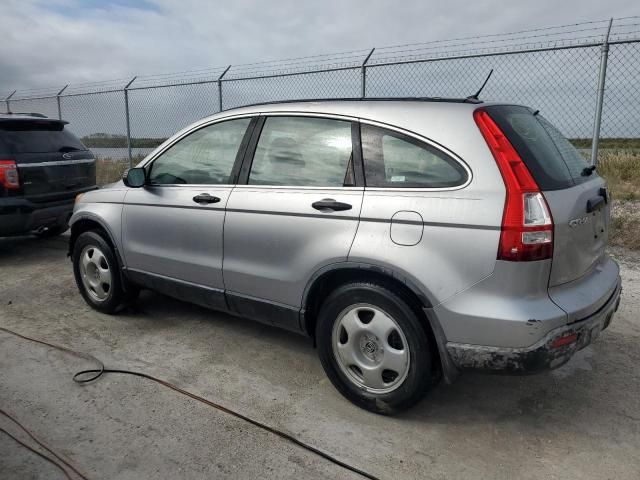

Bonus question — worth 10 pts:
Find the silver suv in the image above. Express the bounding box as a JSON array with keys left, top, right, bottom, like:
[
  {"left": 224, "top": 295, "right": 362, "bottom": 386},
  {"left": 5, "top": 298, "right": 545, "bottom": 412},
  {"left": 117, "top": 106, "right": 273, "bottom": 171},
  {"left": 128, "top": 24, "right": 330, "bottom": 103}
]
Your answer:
[{"left": 69, "top": 99, "right": 622, "bottom": 414}]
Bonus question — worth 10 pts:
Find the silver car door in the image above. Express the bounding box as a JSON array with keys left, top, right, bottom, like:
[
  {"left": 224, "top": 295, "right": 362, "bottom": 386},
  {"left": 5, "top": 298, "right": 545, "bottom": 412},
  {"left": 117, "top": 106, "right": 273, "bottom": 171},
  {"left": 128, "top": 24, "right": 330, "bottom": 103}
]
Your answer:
[
  {"left": 223, "top": 114, "right": 364, "bottom": 331},
  {"left": 121, "top": 117, "right": 254, "bottom": 309}
]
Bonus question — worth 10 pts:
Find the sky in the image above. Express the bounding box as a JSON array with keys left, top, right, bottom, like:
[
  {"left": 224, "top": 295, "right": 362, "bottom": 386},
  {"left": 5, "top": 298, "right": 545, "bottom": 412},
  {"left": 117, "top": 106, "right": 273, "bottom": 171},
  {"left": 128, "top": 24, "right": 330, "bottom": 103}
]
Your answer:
[
  {"left": 1, "top": 0, "right": 638, "bottom": 142},
  {"left": 1, "top": 0, "right": 638, "bottom": 93}
]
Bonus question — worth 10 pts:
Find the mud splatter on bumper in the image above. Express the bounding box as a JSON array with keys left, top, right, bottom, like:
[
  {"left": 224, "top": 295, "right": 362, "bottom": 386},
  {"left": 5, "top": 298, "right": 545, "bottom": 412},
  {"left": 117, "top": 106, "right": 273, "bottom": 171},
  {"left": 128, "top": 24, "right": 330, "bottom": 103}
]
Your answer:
[{"left": 446, "top": 277, "right": 622, "bottom": 374}]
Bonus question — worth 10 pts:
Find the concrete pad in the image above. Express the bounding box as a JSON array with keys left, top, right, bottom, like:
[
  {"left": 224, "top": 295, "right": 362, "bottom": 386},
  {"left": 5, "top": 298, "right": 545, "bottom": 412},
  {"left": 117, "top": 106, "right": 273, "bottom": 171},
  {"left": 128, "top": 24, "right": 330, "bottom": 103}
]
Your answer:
[{"left": 1, "top": 234, "right": 639, "bottom": 479}]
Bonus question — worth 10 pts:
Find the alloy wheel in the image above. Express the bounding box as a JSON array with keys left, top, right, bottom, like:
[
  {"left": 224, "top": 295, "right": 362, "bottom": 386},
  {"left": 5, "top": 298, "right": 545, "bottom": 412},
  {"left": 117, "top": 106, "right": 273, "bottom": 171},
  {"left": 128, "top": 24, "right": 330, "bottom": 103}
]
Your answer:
[{"left": 331, "top": 303, "right": 410, "bottom": 394}]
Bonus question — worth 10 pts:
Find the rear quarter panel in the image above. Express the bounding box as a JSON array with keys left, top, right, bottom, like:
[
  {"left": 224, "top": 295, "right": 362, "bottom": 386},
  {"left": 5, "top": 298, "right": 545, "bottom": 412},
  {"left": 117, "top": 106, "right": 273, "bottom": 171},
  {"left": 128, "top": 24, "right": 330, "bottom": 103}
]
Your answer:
[{"left": 348, "top": 105, "right": 504, "bottom": 306}]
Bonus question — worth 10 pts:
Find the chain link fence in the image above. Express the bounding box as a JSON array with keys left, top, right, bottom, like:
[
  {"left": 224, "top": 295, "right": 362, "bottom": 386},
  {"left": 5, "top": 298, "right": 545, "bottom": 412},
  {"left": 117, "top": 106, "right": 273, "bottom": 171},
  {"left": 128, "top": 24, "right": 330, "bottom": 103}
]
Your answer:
[{"left": 2, "top": 17, "right": 639, "bottom": 167}]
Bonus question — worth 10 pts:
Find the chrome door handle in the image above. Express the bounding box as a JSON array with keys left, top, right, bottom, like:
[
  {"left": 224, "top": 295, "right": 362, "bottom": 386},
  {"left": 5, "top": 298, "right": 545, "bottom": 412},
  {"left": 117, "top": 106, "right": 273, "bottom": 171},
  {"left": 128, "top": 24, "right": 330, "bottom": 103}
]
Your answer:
[{"left": 193, "top": 193, "right": 221, "bottom": 204}]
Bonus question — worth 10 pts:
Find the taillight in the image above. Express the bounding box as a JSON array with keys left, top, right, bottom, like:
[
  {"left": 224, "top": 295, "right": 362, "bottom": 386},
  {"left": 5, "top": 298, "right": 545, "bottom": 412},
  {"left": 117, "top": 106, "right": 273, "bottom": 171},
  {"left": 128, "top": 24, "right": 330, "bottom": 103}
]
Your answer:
[
  {"left": 550, "top": 332, "right": 578, "bottom": 349},
  {"left": 474, "top": 110, "right": 553, "bottom": 261},
  {"left": 0, "top": 160, "right": 20, "bottom": 190}
]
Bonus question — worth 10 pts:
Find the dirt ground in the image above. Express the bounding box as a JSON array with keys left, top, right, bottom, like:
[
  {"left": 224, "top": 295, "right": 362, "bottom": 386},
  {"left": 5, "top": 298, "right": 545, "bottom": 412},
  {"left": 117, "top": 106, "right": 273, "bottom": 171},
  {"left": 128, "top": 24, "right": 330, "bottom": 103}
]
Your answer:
[{"left": 1, "top": 234, "right": 639, "bottom": 480}]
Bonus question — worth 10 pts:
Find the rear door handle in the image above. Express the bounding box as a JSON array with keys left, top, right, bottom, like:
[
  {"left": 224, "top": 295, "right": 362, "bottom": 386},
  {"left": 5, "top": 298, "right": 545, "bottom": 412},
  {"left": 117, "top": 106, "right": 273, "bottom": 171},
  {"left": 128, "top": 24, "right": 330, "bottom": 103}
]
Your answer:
[
  {"left": 193, "top": 193, "right": 221, "bottom": 204},
  {"left": 586, "top": 195, "right": 605, "bottom": 213},
  {"left": 312, "top": 199, "right": 352, "bottom": 212}
]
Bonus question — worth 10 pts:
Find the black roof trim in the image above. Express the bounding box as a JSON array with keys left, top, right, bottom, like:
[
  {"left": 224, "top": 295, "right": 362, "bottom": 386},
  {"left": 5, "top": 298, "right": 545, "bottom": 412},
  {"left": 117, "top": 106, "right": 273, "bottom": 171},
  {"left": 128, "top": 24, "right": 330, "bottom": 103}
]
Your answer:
[
  {"left": 1, "top": 112, "right": 49, "bottom": 118},
  {"left": 0, "top": 113, "right": 68, "bottom": 124},
  {"left": 222, "top": 96, "right": 483, "bottom": 112}
]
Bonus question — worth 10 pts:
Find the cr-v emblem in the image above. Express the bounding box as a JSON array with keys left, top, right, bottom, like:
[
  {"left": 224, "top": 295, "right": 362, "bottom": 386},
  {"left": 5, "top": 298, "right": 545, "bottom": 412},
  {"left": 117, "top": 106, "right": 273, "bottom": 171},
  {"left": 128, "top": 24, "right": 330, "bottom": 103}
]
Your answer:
[{"left": 569, "top": 216, "right": 589, "bottom": 228}]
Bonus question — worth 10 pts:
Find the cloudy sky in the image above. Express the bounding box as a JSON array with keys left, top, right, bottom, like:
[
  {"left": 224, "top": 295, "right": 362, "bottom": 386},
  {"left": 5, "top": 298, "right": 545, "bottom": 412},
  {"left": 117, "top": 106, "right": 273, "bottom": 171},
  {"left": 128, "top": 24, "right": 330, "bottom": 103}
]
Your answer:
[{"left": 1, "top": 0, "right": 638, "bottom": 93}]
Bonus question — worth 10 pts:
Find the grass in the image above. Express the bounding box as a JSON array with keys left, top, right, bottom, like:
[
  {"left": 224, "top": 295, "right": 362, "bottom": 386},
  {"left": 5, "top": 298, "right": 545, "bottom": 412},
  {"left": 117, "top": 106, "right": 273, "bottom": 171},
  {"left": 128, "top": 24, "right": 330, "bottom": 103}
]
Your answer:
[
  {"left": 570, "top": 138, "right": 640, "bottom": 149},
  {"left": 95, "top": 156, "right": 144, "bottom": 186},
  {"left": 610, "top": 215, "right": 640, "bottom": 251},
  {"left": 581, "top": 148, "right": 640, "bottom": 250},
  {"left": 596, "top": 149, "right": 640, "bottom": 202}
]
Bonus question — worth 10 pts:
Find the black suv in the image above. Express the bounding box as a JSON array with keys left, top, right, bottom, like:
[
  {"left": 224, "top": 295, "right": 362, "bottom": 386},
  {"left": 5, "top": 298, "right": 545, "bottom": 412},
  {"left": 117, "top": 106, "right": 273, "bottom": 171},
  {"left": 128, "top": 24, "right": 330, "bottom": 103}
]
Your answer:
[{"left": 0, "top": 114, "right": 96, "bottom": 238}]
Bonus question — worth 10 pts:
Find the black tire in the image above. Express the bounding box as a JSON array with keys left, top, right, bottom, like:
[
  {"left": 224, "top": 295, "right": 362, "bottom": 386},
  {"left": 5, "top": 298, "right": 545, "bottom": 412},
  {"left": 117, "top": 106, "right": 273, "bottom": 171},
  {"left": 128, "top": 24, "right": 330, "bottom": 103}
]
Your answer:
[
  {"left": 35, "top": 225, "right": 67, "bottom": 238},
  {"left": 316, "top": 281, "right": 433, "bottom": 414},
  {"left": 72, "top": 230, "right": 130, "bottom": 314}
]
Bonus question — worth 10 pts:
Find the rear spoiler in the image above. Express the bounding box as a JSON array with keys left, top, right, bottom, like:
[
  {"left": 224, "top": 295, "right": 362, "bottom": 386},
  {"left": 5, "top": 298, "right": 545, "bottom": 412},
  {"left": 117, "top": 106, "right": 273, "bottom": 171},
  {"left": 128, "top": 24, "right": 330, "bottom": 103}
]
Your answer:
[
  {"left": 0, "top": 118, "right": 69, "bottom": 130},
  {"left": 5, "top": 112, "right": 49, "bottom": 118}
]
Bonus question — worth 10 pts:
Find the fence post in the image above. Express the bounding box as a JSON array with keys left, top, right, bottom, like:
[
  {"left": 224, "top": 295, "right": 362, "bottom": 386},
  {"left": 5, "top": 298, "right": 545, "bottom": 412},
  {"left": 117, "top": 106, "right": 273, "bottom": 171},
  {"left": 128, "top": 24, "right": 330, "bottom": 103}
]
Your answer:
[
  {"left": 5, "top": 90, "right": 16, "bottom": 113},
  {"left": 590, "top": 18, "right": 613, "bottom": 167},
  {"left": 124, "top": 76, "right": 137, "bottom": 167},
  {"left": 56, "top": 85, "right": 68, "bottom": 120},
  {"left": 217, "top": 65, "right": 231, "bottom": 112},
  {"left": 361, "top": 48, "right": 375, "bottom": 98}
]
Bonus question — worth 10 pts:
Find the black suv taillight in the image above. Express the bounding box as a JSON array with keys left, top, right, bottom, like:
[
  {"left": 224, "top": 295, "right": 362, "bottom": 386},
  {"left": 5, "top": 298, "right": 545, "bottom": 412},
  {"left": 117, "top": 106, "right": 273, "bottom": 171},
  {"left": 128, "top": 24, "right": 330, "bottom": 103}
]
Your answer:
[{"left": 0, "top": 160, "right": 20, "bottom": 190}]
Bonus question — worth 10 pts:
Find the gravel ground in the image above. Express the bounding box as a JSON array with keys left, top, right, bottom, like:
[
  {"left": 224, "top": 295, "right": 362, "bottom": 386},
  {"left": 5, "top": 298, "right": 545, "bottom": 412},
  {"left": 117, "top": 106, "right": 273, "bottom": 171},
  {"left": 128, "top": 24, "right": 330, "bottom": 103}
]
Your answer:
[
  {"left": 1, "top": 234, "right": 639, "bottom": 480},
  {"left": 610, "top": 200, "right": 640, "bottom": 250},
  {"left": 611, "top": 199, "right": 640, "bottom": 219}
]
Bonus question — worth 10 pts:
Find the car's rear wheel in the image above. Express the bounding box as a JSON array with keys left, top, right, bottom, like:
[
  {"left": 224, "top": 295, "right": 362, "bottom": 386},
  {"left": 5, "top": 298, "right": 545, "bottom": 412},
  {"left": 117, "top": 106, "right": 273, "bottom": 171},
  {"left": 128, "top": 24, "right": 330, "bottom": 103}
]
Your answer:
[
  {"left": 316, "top": 281, "right": 433, "bottom": 414},
  {"left": 72, "top": 230, "right": 132, "bottom": 314}
]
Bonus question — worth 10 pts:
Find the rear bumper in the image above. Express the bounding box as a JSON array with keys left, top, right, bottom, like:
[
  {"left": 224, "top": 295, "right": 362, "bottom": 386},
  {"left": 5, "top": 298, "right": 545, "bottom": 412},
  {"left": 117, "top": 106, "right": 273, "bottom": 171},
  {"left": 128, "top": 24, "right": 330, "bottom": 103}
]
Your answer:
[
  {"left": 445, "top": 276, "right": 622, "bottom": 374},
  {"left": 0, "top": 196, "right": 75, "bottom": 236}
]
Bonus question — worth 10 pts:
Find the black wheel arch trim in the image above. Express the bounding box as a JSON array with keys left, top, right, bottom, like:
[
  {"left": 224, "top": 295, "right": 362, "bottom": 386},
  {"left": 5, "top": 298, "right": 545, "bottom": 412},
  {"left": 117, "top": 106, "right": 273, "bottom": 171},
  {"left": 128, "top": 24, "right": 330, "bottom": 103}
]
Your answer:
[
  {"left": 68, "top": 213, "right": 118, "bottom": 257},
  {"left": 300, "top": 261, "right": 460, "bottom": 383},
  {"left": 301, "top": 261, "right": 434, "bottom": 314},
  {"left": 422, "top": 307, "right": 459, "bottom": 384}
]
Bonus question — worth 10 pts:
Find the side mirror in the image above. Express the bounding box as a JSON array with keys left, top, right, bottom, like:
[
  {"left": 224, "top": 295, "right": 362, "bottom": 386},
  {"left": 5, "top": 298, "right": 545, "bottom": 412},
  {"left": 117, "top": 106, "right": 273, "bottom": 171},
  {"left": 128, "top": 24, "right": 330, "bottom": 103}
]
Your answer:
[{"left": 123, "top": 167, "right": 146, "bottom": 188}]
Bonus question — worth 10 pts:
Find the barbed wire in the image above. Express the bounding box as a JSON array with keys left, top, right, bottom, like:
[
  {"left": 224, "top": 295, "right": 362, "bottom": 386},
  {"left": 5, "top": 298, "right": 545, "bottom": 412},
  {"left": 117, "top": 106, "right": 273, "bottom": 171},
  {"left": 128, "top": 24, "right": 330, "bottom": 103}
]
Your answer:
[
  {"left": 374, "top": 21, "right": 610, "bottom": 53},
  {"left": 226, "top": 49, "right": 373, "bottom": 70},
  {"left": 370, "top": 32, "right": 640, "bottom": 65},
  {"left": 3, "top": 17, "right": 640, "bottom": 100}
]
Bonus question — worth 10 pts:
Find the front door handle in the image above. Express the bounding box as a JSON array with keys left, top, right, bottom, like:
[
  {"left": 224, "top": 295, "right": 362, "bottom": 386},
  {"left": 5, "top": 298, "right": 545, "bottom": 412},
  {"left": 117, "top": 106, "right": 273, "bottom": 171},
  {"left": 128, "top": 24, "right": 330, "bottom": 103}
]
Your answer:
[
  {"left": 312, "top": 198, "right": 352, "bottom": 212},
  {"left": 193, "top": 193, "right": 221, "bottom": 204}
]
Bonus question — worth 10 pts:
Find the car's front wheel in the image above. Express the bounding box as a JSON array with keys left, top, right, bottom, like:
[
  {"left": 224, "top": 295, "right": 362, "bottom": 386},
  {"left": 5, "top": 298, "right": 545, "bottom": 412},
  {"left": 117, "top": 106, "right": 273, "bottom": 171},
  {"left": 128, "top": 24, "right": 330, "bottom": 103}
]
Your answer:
[
  {"left": 316, "top": 281, "right": 434, "bottom": 414},
  {"left": 72, "top": 230, "right": 133, "bottom": 314}
]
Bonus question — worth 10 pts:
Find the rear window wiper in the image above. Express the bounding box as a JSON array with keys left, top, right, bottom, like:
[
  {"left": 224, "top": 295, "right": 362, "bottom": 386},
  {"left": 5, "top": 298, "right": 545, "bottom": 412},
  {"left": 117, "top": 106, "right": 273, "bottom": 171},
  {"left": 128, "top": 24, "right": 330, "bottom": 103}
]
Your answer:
[
  {"left": 58, "top": 146, "right": 84, "bottom": 152},
  {"left": 582, "top": 165, "right": 596, "bottom": 176}
]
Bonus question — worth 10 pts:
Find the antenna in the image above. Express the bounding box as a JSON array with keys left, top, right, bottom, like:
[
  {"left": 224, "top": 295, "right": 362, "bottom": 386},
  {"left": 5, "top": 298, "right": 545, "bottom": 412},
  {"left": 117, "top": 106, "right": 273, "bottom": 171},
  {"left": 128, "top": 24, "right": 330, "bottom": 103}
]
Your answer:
[{"left": 467, "top": 69, "right": 494, "bottom": 100}]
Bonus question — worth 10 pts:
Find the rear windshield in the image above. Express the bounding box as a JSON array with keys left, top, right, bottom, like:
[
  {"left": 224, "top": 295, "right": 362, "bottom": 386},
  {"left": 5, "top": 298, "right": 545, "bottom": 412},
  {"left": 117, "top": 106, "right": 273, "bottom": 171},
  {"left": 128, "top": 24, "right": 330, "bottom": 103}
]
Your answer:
[
  {"left": 484, "top": 105, "right": 592, "bottom": 190},
  {"left": 0, "top": 120, "right": 86, "bottom": 154}
]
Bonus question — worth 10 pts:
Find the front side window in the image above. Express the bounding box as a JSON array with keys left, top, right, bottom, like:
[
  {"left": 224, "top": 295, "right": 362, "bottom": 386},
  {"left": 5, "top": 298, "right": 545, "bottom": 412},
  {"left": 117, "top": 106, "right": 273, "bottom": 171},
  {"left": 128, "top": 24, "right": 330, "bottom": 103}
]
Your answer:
[
  {"left": 361, "top": 125, "right": 468, "bottom": 188},
  {"left": 149, "top": 118, "right": 251, "bottom": 185},
  {"left": 248, "top": 116, "right": 353, "bottom": 187}
]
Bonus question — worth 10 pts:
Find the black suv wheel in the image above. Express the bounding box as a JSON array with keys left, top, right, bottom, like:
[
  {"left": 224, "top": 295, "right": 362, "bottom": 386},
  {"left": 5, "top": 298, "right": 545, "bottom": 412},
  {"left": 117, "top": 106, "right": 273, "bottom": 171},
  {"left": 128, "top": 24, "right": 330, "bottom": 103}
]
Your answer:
[{"left": 34, "top": 225, "right": 67, "bottom": 238}]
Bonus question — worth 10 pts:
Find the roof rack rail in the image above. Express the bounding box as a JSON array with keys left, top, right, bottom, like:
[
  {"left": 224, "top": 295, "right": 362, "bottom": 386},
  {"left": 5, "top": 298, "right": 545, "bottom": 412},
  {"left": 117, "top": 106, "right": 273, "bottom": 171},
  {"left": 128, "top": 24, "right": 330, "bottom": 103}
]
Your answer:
[{"left": 221, "top": 96, "right": 483, "bottom": 112}]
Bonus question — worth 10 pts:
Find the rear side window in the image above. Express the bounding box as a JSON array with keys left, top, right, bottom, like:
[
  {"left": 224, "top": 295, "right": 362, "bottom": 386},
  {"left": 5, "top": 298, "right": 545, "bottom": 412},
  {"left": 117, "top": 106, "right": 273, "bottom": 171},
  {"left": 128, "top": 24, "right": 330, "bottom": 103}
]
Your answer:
[
  {"left": 484, "top": 106, "right": 591, "bottom": 190},
  {"left": 361, "top": 124, "right": 467, "bottom": 188},
  {"left": 0, "top": 120, "right": 86, "bottom": 154},
  {"left": 248, "top": 116, "right": 353, "bottom": 187}
]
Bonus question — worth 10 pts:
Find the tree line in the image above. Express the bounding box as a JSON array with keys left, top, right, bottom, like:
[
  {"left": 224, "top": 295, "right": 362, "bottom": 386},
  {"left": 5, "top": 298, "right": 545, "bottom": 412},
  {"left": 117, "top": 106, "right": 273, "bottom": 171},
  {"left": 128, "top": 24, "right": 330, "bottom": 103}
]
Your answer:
[{"left": 81, "top": 133, "right": 167, "bottom": 148}]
